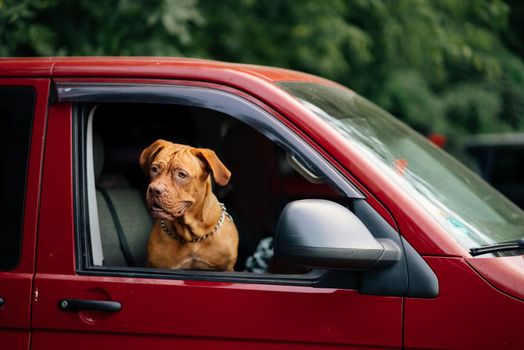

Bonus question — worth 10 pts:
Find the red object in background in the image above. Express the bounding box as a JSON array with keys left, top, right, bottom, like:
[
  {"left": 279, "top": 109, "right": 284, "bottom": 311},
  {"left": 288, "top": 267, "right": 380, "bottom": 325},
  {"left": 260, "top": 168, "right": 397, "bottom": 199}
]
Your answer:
[
  {"left": 428, "top": 133, "right": 447, "bottom": 148},
  {"left": 0, "top": 58, "right": 522, "bottom": 350}
]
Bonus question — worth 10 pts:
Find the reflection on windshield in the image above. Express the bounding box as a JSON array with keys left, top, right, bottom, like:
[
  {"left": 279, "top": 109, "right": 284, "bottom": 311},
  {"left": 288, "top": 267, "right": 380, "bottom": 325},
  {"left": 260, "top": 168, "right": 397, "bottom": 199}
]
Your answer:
[{"left": 279, "top": 82, "right": 524, "bottom": 250}]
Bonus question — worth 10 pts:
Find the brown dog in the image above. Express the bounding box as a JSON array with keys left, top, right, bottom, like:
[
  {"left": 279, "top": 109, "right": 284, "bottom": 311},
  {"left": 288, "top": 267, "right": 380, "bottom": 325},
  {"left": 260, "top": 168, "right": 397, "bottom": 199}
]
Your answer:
[{"left": 139, "top": 139, "right": 238, "bottom": 271}]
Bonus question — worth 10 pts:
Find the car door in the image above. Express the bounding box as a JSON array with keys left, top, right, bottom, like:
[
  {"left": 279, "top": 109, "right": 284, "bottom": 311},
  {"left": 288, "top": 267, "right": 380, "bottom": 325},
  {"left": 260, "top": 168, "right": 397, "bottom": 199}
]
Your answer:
[
  {"left": 31, "top": 80, "right": 405, "bottom": 349},
  {"left": 0, "top": 79, "right": 49, "bottom": 350}
]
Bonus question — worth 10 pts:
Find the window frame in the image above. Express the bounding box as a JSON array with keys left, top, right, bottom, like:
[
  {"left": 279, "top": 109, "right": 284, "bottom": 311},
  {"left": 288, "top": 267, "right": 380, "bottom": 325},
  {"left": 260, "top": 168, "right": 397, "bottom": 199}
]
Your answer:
[{"left": 65, "top": 81, "right": 365, "bottom": 287}]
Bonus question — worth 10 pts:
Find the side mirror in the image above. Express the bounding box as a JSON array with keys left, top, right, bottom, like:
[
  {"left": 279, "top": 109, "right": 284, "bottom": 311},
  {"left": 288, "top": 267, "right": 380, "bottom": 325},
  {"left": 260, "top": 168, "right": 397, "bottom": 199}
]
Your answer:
[{"left": 274, "top": 200, "right": 401, "bottom": 270}]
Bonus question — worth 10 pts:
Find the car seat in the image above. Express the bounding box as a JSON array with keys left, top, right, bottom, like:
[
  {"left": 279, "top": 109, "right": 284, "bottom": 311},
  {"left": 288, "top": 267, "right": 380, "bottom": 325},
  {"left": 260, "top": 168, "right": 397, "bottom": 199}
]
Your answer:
[{"left": 93, "top": 133, "right": 152, "bottom": 267}]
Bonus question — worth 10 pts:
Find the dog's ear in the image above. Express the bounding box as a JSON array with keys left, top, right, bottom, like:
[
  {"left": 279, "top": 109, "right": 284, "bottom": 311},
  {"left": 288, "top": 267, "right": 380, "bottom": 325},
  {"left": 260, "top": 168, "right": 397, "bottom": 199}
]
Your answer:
[
  {"left": 139, "top": 139, "right": 171, "bottom": 174},
  {"left": 193, "top": 148, "right": 231, "bottom": 186}
]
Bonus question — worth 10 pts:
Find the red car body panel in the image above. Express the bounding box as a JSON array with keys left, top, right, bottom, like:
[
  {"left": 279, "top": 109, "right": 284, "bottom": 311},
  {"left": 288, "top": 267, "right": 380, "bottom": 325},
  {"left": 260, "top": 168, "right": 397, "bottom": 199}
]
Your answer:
[
  {"left": 35, "top": 102, "right": 76, "bottom": 277},
  {"left": 405, "top": 257, "right": 524, "bottom": 349},
  {"left": 0, "top": 57, "right": 522, "bottom": 349},
  {"left": 32, "top": 277, "right": 402, "bottom": 348},
  {"left": 466, "top": 255, "right": 524, "bottom": 301}
]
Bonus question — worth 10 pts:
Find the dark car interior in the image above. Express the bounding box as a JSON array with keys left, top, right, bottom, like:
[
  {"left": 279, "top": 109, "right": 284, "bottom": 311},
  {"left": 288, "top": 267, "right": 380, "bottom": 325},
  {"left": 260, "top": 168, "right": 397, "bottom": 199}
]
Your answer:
[{"left": 90, "top": 102, "right": 341, "bottom": 272}]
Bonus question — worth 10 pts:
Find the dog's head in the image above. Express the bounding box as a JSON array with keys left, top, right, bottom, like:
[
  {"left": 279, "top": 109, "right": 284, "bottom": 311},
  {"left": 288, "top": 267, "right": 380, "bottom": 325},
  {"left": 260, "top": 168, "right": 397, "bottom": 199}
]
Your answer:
[{"left": 139, "top": 139, "right": 231, "bottom": 219}]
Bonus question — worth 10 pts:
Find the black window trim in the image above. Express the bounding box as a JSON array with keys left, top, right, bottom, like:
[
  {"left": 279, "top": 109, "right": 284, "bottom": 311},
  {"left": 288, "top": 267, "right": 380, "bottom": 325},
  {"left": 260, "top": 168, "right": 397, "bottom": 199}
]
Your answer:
[{"left": 65, "top": 81, "right": 367, "bottom": 289}]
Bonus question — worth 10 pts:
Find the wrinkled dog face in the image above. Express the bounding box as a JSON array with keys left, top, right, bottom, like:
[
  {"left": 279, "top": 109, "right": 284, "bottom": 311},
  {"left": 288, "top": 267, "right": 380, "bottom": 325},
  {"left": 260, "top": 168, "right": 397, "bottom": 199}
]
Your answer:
[{"left": 139, "top": 140, "right": 231, "bottom": 219}]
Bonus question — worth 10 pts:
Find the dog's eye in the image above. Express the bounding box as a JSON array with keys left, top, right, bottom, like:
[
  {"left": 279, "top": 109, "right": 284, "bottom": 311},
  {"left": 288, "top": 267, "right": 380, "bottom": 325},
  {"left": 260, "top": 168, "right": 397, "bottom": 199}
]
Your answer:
[
  {"left": 150, "top": 165, "right": 159, "bottom": 174},
  {"left": 177, "top": 171, "right": 188, "bottom": 179}
]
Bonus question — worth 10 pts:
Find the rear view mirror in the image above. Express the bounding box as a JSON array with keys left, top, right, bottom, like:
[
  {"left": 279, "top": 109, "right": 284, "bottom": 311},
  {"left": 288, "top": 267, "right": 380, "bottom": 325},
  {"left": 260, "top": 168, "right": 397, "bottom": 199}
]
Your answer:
[{"left": 274, "top": 200, "right": 400, "bottom": 270}]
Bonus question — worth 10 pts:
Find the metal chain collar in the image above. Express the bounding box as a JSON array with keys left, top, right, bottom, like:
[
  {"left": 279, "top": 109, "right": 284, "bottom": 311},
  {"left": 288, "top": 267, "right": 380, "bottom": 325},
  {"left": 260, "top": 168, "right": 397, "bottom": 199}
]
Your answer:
[{"left": 159, "top": 203, "right": 232, "bottom": 244}]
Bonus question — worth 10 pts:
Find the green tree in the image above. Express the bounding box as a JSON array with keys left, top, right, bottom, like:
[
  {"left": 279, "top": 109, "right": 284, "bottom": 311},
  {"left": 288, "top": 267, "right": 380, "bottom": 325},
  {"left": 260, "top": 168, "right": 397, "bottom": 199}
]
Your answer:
[
  {"left": 2, "top": 0, "right": 524, "bottom": 146},
  {"left": 0, "top": 0, "right": 203, "bottom": 56},
  {"left": 192, "top": 0, "right": 524, "bottom": 142}
]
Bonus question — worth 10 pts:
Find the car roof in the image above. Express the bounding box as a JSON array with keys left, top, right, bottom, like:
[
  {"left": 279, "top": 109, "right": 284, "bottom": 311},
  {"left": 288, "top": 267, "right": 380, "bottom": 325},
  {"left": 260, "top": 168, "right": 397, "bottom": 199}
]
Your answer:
[{"left": 0, "top": 56, "right": 332, "bottom": 84}]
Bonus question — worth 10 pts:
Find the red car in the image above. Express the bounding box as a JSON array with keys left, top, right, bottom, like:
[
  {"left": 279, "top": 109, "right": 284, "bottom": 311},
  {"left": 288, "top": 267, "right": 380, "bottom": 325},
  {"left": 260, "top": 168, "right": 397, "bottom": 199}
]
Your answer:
[{"left": 0, "top": 57, "right": 523, "bottom": 349}]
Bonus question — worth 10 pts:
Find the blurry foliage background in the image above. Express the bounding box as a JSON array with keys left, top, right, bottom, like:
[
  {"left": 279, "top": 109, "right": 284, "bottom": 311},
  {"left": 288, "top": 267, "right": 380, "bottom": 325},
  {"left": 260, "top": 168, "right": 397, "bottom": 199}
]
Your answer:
[{"left": 2, "top": 0, "right": 524, "bottom": 151}]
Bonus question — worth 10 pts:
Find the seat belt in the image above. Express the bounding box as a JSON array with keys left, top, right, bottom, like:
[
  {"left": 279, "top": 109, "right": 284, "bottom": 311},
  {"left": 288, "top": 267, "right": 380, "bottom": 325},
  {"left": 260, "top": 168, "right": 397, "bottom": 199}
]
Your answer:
[{"left": 97, "top": 187, "right": 136, "bottom": 267}]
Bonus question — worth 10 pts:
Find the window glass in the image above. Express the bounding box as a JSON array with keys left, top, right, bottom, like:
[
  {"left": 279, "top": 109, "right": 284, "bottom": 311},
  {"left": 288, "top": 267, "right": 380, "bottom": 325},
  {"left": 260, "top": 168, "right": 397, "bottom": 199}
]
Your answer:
[
  {"left": 0, "top": 87, "right": 35, "bottom": 270},
  {"left": 85, "top": 102, "right": 339, "bottom": 273},
  {"left": 279, "top": 82, "right": 524, "bottom": 250}
]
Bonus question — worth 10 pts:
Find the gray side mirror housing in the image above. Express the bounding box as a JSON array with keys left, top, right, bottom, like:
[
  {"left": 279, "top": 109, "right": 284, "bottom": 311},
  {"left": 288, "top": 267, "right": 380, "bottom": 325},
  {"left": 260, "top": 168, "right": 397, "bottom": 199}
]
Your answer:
[{"left": 275, "top": 200, "right": 401, "bottom": 270}]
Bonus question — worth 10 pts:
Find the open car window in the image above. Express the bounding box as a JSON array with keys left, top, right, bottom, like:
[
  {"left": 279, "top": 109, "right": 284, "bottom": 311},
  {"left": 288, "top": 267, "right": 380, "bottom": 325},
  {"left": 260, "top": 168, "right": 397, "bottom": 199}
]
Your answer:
[
  {"left": 86, "top": 102, "right": 342, "bottom": 273},
  {"left": 68, "top": 82, "right": 365, "bottom": 282}
]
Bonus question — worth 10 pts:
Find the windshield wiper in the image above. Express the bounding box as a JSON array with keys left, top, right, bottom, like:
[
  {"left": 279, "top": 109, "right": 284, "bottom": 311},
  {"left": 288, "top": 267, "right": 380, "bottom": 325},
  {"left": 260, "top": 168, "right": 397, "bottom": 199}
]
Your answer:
[{"left": 470, "top": 238, "right": 524, "bottom": 256}]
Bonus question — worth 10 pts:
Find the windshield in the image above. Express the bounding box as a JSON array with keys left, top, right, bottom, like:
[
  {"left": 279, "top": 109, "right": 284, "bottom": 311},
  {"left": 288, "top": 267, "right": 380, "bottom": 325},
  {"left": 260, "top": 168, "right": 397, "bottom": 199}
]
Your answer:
[{"left": 279, "top": 82, "right": 524, "bottom": 251}]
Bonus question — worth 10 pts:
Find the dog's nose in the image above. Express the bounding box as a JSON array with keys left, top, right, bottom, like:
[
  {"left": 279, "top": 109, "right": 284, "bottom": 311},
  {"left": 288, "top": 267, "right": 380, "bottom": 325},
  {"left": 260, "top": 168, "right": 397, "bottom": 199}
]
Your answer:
[{"left": 148, "top": 184, "right": 165, "bottom": 197}]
